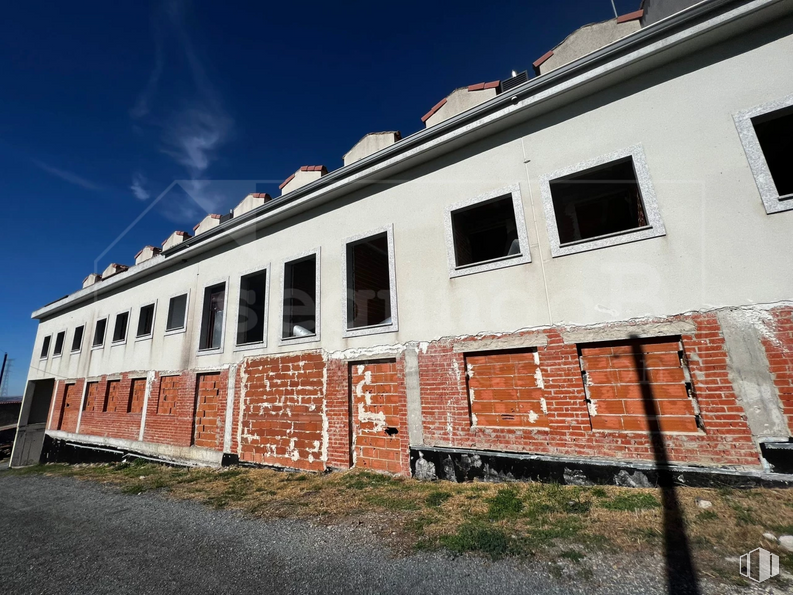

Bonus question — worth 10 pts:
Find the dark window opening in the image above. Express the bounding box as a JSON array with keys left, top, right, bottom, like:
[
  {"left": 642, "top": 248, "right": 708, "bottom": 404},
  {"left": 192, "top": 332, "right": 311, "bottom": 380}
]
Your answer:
[
  {"left": 53, "top": 331, "right": 65, "bottom": 356},
  {"left": 346, "top": 233, "right": 392, "bottom": 329},
  {"left": 166, "top": 294, "right": 188, "bottom": 331},
  {"left": 137, "top": 304, "right": 155, "bottom": 337},
  {"left": 71, "top": 326, "right": 84, "bottom": 352},
  {"left": 752, "top": 107, "right": 793, "bottom": 198},
  {"left": 92, "top": 319, "right": 107, "bottom": 347},
  {"left": 237, "top": 271, "right": 267, "bottom": 345},
  {"left": 282, "top": 256, "right": 316, "bottom": 339},
  {"left": 550, "top": 157, "right": 648, "bottom": 245},
  {"left": 112, "top": 312, "right": 129, "bottom": 343},
  {"left": 40, "top": 336, "right": 51, "bottom": 359},
  {"left": 451, "top": 196, "right": 520, "bottom": 267},
  {"left": 199, "top": 283, "right": 226, "bottom": 350}
]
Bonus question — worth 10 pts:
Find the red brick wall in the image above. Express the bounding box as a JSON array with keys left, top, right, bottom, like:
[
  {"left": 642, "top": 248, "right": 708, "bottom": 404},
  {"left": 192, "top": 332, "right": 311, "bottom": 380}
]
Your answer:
[
  {"left": 157, "top": 376, "right": 179, "bottom": 416},
  {"left": 239, "top": 352, "right": 325, "bottom": 471},
  {"left": 56, "top": 381, "right": 83, "bottom": 432},
  {"left": 84, "top": 381, "right": 102, "bottom": 413},
  {"left": 350, "top": 359, "right": 410, "bottom": 475},
  {"left": 418, "top": 312, "right": 761, "bottom": 468},
  {"left": 466, "top": 350, "right": 549, "bottom": 429},
  {"left": 142, "top": 372, "right": 198, "bottom": 447},
  {"left": 759, "top": 306, "right": 793, "bottom": 433},
  {"left": 77, "top": 375, "right": 142, "bottom": 441},
  {"left": 129, "top": 378, "right": 146, "bottom": 414},
  {"left": 193, "top": 373, "right": 223, "bottom": 449},
  {"left": 105, "top": 380, "right": 121, "bottom": 412},
  {"left": 325, "top": 358, "right": 352, "bottom": 469}
]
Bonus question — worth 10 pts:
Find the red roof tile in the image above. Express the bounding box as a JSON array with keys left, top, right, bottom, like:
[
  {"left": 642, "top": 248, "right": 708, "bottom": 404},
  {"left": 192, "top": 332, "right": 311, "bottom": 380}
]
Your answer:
[
  {"left": 279, "top": 173, "right": 296, "bottom": 190},
  {"left": 617, "top": 9, "right": 643, "bottom": 23},
  {"left": 421, "top": 97, "right": 447, "bottom": 123},
  {"left": 134, "top": 245, "right": 162, "bottom": 259},
  {"left": 468, "top": 82, "right": 485, "bottom": 91},
  {"left": 483, "top": 80, "right": 500, "bottom": 90},
  {"left": 533, "top": 50, "right": 554, "bottom": 69},
  {"left": 251, "top": 192, "right": 272, "bottom": 200}
]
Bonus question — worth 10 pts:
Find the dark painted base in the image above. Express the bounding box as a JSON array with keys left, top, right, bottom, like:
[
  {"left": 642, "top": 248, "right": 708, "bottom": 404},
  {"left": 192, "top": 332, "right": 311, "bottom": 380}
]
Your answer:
[{"left": 410, "top": 446, "right": 793, "bottom": 489}]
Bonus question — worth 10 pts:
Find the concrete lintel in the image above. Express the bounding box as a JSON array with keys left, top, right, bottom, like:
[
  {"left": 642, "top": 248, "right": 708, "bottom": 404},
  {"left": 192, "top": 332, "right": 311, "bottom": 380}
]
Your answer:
[
  {"left": 717, "top": 309, "right": 789, "bottom": 442},
  {"left": 560, "top": 320, "right": 696, "bottom": 344},
  {"left": 403, "top": 346, "right": 424, "bottom": 446},
  {"left": 46, "top": 430, "right": 223, "bottom": 466},
  {"left": 453, "top": 333, "right": 548, "bottom": 353}
]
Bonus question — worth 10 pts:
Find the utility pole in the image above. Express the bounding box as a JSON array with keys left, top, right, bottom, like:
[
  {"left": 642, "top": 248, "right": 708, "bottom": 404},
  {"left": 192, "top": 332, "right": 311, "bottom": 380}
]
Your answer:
[
  {"left": 0, "top": 354, "right": 9, "bottom": 398},
  {"left": 610, "top": 0, "right": 619, "bottom": 18}
]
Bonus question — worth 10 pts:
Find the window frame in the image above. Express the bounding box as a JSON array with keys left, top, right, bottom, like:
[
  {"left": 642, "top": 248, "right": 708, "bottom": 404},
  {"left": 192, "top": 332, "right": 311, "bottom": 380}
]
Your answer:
[
  {"left": 341, "top": 225, "right": 399, "bottom": 338},
  {"left": 91, "top": 318, "right": 107, "bottom": 350},
  {"left": 71, "top": 325, "right": 85, "bottom": 354},
  {"left": 39, "top": 335, "right": 51, "bottom": 360},
  {"left": 164, "top": 290, "right": 191, "bottom": 336},
  {"left": 539, "top": 144, "right": 666, "bottom": 257},
  {"left": 444, "top": 184, "right": 531, "bottom": 278},
  {"left": 111, "top": 309, "right": 131, "bottom": 345},
  {"left": 197, "top": 277, "right": 229, "bottom": 355},
  {"left": 135, "top": 302, "right": 157, "bottom": 341},
  {"left": 52, "top": 330, "right": 66, "bottom": 358},
  {"left": 279, "top": 248, "right": 321, "bottom": 347},
  {"left": 733, "top": 93, "right": 793, "bottom": 214},
  {"left": 234, "top": 264, "right": 270, "bottom": 351}
]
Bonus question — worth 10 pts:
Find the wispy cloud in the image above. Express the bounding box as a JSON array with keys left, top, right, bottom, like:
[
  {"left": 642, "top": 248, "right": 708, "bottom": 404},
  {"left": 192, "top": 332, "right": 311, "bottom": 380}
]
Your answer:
[
  {"left": 130, "top": 172, "right": 151, "bottom": 200},
  {"left": 32, "top": 160, "right": 103, "bottom": 191}
]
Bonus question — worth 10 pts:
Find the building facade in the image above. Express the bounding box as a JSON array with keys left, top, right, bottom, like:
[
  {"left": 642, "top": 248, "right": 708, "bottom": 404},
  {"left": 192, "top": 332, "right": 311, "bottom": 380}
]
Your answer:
[{"left": 12, "top": 0, "right": 793, "bottom": 481}]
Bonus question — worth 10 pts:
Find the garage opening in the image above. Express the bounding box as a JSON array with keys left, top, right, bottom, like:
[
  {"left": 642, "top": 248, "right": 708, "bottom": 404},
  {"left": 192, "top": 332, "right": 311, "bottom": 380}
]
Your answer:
[{"left": 10, "top": 378, "right": 55, "bottom": 467}]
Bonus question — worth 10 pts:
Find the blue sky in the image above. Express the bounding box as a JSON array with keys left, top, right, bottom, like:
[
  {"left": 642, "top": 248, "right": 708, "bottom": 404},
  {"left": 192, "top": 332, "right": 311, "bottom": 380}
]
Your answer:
[{"left": 0, "top": 0, "right": 640, "bottom": 395}]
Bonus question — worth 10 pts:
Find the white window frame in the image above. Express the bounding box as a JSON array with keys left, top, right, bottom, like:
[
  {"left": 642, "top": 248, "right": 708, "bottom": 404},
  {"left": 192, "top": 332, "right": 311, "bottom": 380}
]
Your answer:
[
  {"left": 135, "top": 302, "right": 157, "bottom": 342},
  {"left": 39, "top": 335, "right": 52, "bottom": 360},
  {"left": 234, "top": 264, "right": 271, "bottom": 351},
  {"left": 91, "top": 318, "right": 107, "bottom": 350},
  {"left": 279, "top": 248, "right": 321, "bottom": 347},
  {"left": 196, "top": 277, "right": 229, "bottom": 355},
  {"left": 164, "top": 290, "right": 191, "bottom": 336},
  {"left": 111, "top": 309, "right": 131, "bottom": 346},
  {"left": 341, "top": 225, "right": 399, "bottom": 338},
  {"left": 71, "top": 325, "right": 85, "bottom": 354},
  {"left": 52, "top": 330, "right": 66, "bottom": 359},
  {"left": 444, "top": 184, "right": 531, "bottom": 278},
  {"left": 733, "top": 93, "right": 793, "bottom": 214},
  {"left": 539, "top": 144, "right": 666, "bottom": 257}
]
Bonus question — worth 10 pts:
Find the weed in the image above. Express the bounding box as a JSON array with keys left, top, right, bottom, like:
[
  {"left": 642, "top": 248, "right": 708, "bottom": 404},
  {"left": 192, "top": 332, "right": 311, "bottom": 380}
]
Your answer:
[
  {"left": 599, "top": 492, "right": 660, "bottom": 512},
  {"left": 440, "top": 522, "right": 510, "bottom": 559},
  {"left": 558, "top": 550, "right": 584, "bottom": 563},
  {"left": 425, "top": 491, "right": 452, "bottom": 508},
  {"left": 364, "top": 493, "right": 419, "bottom": 511},
  {"left": 487, "top": 487, "right": 524, "bottom": 520},
  {"left": 548, "top": 562, "right": 564, "bottom": 579},
  {"left": 696, "top": 510, "right": 718, "bottom": 522},
  {"left": 728, "top": 501, "right": 756, "bottom": 525},
  {"left": 590, "top": 487, "right": 608, "bottom": 498}
]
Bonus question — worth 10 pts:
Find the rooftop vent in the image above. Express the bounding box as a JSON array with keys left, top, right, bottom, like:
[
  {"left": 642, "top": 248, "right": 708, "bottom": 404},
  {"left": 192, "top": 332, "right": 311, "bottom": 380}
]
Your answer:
[
  {"left": 134, "top": 245, "right": 162, "bottom": 265},
  {"left": 501, "top": 70, "right": 529, "bottom": 92},
  {"left": 82, "top": 273, "right": 101, "bottom": 288},
  {"left": 279, "top": 166, "right": 327, "bottom": 196},
  {"left": 422, "top": 81, "right": 501, "bottom": 128},
  {"left": 233, "top": 193, "right": 272, "bottom": 218},
  {"left": 343, "top": 132, "right": 401, "bottom": 166},
  {"left": 193, "top": 214, "right": 222, "bottom": 235},
  {"left": 162, "top": 230, "right": 192, "bottom": 251},
  {"left": 101, "top": 263, "right": 128, "bottom": 279}
]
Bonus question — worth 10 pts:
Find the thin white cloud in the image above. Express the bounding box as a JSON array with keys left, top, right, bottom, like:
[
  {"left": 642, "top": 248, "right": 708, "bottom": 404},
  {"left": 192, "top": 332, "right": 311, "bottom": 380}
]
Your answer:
[
  {"left": 130, "top": 172, "right": 151, "bottom": 200},
  {"left": 32, "top": 160, "right": 103, "bottom": 191}
]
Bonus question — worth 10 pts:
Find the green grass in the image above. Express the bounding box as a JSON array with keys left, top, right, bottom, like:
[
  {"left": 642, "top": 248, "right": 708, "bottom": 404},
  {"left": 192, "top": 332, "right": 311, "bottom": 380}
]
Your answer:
[
  {"left": 440, "top": 522, "right": 510, "bottom": 559},
  {"left": 558, "top": 550, "right": 585, "bottom": 563},
  {"left": 363, "top": 493, "right": 420, "bottom": 511},
  {"left": 599, "top": 493, "right": 660, "bottom": 512},
  {"left": 696, "top": 510, "right": 719, "bottom": 523},
  {"left": 487, "top": 487, "right": 524, "bottom": 520},
  {"left": 425, "top": 491, "right": 452, "bottom": 507}
]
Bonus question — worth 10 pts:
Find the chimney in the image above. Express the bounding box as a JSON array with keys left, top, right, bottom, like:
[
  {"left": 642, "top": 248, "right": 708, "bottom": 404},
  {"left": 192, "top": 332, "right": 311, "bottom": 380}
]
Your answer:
[
  {"left": 101, "top": 263, "right": 128, "bottom": 279},
  {"left": 233, "top": 193, "right": 272, "bottom": 218},
  {"left": 422, "top": 81, "right": 500, "bottom": 128},
  {"left": 193, "top": 213, "right": 222, "bottom": 236},
  {"left": 279, "top": 166, "right": 327, "bottom": 196},
  {"left": 134, "top": 245, "right": 162, "bottom": 265},
  {"left": 83, "top": 273, "right": 101, "bottom": 288},
  {"left": 343, "top": 132, "right": 401, "bottom": 166},
  {"left": 162, "top": 230, "right": 192, "bottom": 251}
]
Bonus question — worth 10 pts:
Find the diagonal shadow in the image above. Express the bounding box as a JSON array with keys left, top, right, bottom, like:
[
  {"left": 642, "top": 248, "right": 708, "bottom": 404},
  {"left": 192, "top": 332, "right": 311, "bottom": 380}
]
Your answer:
[{"left": 629, "top": 334, "right": 700, "bottom": 595}]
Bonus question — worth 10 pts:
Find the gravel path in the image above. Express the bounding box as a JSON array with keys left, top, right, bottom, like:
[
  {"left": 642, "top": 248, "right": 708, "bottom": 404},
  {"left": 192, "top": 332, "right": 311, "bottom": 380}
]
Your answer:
[{"left": 0, "top": 472, "right": 780, "bottom": 594}]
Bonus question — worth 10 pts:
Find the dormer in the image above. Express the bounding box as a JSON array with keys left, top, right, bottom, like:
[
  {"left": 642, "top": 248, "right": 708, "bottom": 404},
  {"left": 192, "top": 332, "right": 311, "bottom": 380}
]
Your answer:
[
  {"left": 101, "top": 263, "right": 128, "bottom": 279},
  {"left": 279, "top": 165, "right": 327, "bottom": 196},
  {"left": 162, "top": 230, "right": 192, "bottom": 251},
  {"left": 134, "top": 245, "right": 162, "bottom": 265},
  {"left": 422, "top": 82, "right": 500, "bottom": 128},
  {"left": 233, "top": 193, "right": 272, "bottom": 218},
  {"left": 193, "top": 214, "right": 222, "bottom": 236},
  {"left": 82, "top": 273, "right": 101, "bottom": 288},
  {"left": 343, "top": 132, "right": 401, "bottom": 166}
]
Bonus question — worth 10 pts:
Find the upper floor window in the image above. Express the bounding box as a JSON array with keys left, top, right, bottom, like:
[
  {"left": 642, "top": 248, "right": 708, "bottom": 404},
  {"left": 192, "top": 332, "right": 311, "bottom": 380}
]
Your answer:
[
  {"left": 237, "top": 269, "right": 268, "bottom": 346},
  {"left": 281, "top": 251, "right": 319, "bottom": 344},
  {"left": 199, "top": 282, "right": 226, "bottom": 351},
  {"left": 540, "top": 145, "right": 666, "bottom": 257},
  {"left": 734, "top": 94, "right": 793, "bottom": 214},
  {"left": 444, "top": 185, "right": 531, "bottom": 277},
  {"left": 136, "top": 303, "right": 155, "bottom": 339},
  {"left": 112, "top": 311, "right": 129, "bottom": 343},
  {"left": 53, "top": 331, "right": 65, "bottom": 357},
  {"left": 71, "top": 325, "right": 84, "bottom": 353},
  {"left": 92, "top": 318, "right": 107, "bottom": 348},
  {"left": 343, "top": 227, "right": 398, "bottom": 337},
  {"left": 166, "top": 293, "right": 188, "bottom": 333},
  {"left": 40, "top": 335, "right": 51, "bottom": 359}
]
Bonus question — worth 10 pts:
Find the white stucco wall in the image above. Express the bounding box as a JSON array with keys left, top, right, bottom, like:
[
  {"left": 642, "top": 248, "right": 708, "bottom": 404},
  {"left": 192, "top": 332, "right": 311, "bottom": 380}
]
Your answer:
[
  {"left": 425, "top": 87, "right": 499, "bottom": 128},
  {"left": 28, "top": 14, "right": 793, "bottom": 384}
]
